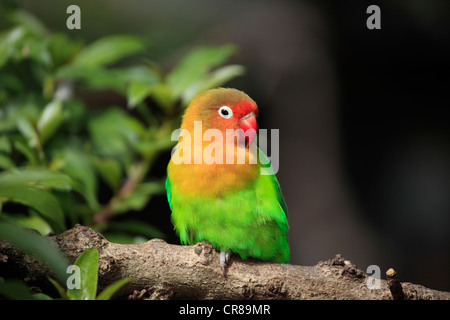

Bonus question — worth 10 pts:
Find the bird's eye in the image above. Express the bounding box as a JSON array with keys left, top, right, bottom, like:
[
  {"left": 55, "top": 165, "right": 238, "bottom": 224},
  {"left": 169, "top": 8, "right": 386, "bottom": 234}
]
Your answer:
[{"left": 218, "top": 106, "right": 233, "bottom": 119}]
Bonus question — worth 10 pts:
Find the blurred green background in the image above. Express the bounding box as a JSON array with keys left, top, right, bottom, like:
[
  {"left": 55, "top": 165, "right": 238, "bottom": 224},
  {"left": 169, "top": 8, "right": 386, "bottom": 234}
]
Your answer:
[{"left": 0, "top": 0, "right": 449, "bottom": 296}]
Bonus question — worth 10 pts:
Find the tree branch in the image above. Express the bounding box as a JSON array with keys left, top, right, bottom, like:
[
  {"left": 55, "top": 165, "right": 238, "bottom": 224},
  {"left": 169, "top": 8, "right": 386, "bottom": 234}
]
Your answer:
[{"left": 1, "top": 225, "right": 449, "bottom": 300}]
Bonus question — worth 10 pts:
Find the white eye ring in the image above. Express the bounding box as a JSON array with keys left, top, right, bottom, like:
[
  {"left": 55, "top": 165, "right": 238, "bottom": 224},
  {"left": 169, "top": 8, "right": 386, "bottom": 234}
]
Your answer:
[{"left": 218, "top": 106, "right": 233, "bottom": 119}]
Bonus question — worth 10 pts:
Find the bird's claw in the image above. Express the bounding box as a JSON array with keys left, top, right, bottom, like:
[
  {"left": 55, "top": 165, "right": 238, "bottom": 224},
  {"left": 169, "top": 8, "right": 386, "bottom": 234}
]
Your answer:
[{"left": 219, "top": 250, "right": 232, "bottom": 276}]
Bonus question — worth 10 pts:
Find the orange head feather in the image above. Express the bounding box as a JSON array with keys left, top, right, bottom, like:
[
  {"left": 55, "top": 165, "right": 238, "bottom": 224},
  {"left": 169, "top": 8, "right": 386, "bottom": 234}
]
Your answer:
[{"left": 169, "top": 88, "right": 260, "bottom": 196}]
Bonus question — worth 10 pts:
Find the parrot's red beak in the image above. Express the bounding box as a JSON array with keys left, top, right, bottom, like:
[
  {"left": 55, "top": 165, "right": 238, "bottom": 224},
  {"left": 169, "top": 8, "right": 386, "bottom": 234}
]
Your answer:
[{"left": 238, "top": 112, "right": 257, "bottom": 147}]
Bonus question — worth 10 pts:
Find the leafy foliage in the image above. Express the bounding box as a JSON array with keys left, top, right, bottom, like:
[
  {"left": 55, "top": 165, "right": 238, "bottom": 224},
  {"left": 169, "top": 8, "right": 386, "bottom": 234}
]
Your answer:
[
  {"left": 57, "top": 248, "right": 131, "bottom": 300},
  {"left": 0, "top": 221, "right": 69, "bottom": 281},
  {"left": 0, "top": 248, "right": 131, "bottom": 300},
  {"left": 0, "top": 6, "right": 244, "bottom": 299}
]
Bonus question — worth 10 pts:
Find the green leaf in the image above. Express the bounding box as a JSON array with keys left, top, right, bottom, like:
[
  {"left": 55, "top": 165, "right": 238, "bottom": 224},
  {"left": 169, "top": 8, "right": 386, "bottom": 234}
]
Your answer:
[
  {"left": 0, "top": 154, "right": 15, "bottom": 170},
  {"left": 48, "top": 33, "right": 83, "bottom": 67},
  {"left": 48, "top": 277, "right": 69, "bottom": 300},
  {"left": 96, "top": 278, "right": 132, "bottom": 300},
  {"left": 32, "top": 293, "right": 54, "bottom": 300},
  {"left": 0, "top": 13, "right": 50, "bottom": 67},
  {"left": 0, "top": 183, "right": 65, "bottom": 233},
  {"left": 0, "top": 210, "right": 52, "bottom": 236},
  {"left": 21, "top": 35, "right": 52, "bottom": 67},
  {"left": 90, "top": 156, "right": 122, "bottom": 192},
  {"left": 133, "top": 136, "right": 176, "bottom": 159},
  {"left": 59, "top": 148, "right": 99, "bottom": 210},
  {"left": 148, "top": 83, "right": 172, "bottom": 110},
  {"left": 88, "top": 108, "right": 145, "bottom": 161},
  {"left": 0, "top": 279, "right": 35, "bottom": 300},
  {"left": 0, "top": 169, "right": 71, "bottom": 233},
  {"left": 8, "top": 10, "right": 47, "bottom": 36},
  {"left": 0, "top": 136, "right": 11, "bottom": 154},
  {"left": 56, "top": 65, "right": 158, "bottom": 94},
  {"left": 67, "top": 248, "right": 99, "bottom": 300},
  {"left": 113, "top": 180, "right": 165, "bottom": 214},
  {"left": 73, "top": 35, "right": 146, "bottom": 69},
  {"left": 0, "top": 222, "right": 69, "bottom": 282},
  {"left": 55, "top": 98, "right": 87, "bottom": 135},
  {"left": 167, "top": 44, "right": 237, "bottom": 101},
  {"left": 16, "top": 118, "right": 40, "bottom": 149},
  {"left": 0, "top": 168, "right": 74, "bottom": 191},
  {"left": 181, "top": 64, "right": 246, "bottom": 106},
  {"left": 37, "top": 99, "right": 64, "bottom": 145},
  {"left": 12, "top": 138, "right": 39, "bottom": 165},
  {"left": 1, "top": 101, "right": 40, "bottom": 133},
  {"left": 127, "top": 81, "right": 152, "bottom": 109},
  {"left": 0, "top": 26, "right": 26, "bottom": 68}
]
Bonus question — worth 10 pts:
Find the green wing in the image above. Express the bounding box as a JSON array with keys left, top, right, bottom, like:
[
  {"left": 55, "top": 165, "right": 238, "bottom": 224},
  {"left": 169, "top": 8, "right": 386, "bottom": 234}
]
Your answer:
[
  {"left": 257, "top": 148, "right": 287, "bottom": 216},
  {"left": 251, "top": 147, "right": 289, "bottom": 262}
]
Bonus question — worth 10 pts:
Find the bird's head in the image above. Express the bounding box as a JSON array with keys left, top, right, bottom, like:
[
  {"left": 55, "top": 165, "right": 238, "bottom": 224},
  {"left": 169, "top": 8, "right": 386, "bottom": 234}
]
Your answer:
[{"left": 181, "top": 88, "right": 258, "bottom": 147}]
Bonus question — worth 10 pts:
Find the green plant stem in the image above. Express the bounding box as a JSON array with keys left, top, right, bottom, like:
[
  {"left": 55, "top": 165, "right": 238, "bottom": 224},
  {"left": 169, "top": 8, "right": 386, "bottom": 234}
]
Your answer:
[{"left": 92, "top": 159, "right": 150, "bottom": 225}]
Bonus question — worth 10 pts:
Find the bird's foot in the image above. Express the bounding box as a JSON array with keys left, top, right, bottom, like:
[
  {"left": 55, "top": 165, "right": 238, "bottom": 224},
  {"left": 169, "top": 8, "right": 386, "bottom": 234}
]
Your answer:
[{"left": 219, "top": 250, "right": 232, "bottom": 276}]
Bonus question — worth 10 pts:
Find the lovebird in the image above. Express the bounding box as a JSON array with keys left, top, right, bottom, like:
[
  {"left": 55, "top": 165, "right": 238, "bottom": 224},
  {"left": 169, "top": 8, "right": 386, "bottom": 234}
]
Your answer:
[{"left": 166, "top": 88, "right": 289, "bottom": 270}]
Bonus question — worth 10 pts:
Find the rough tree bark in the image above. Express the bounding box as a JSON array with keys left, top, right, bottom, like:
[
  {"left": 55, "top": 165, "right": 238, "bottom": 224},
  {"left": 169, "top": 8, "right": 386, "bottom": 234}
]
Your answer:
[{"left": 1, "top": 225, "right": 449, "bottom": 300}]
